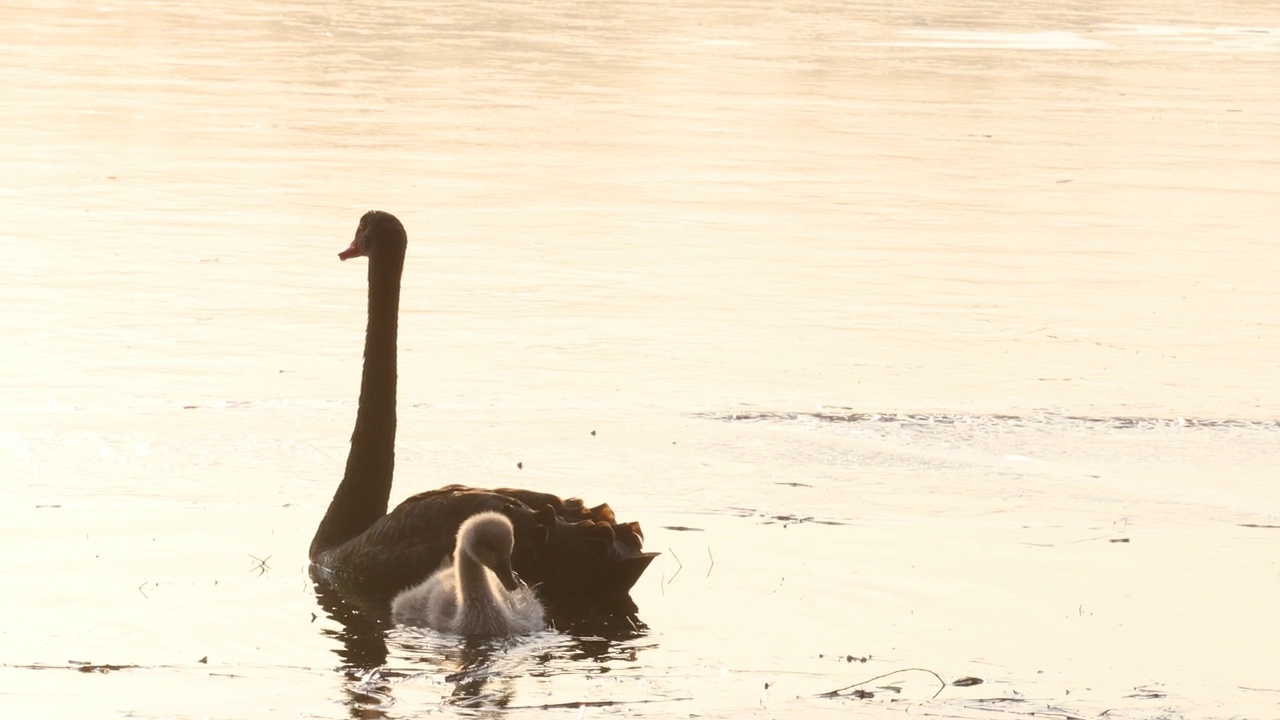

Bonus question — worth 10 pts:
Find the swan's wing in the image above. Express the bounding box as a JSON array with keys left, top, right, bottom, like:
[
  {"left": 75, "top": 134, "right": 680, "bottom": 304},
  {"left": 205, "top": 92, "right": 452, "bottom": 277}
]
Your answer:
[
  {"left": 492, "top": 488, "right": 647, "bottom": 551},
  {"left": 407, "top": 485, "right": 658, "bottom": 600},
  {"left": 390, "top": 569, "right": 457, "bottom": 628},
  {"left": 325, "top": 484, "right": 656, "bottom": 603},
  {"left": 503, "top": 494, "right": 657, "bottom": 601},
  {"left": 326, "top": 487, "right": 521, "bottom": 600}
]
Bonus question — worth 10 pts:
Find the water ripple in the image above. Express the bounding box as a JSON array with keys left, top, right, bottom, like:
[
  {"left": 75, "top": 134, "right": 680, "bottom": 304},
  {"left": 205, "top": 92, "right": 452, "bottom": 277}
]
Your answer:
[{"left": 698, "top": 410, "right": 1280, "bottom": 431}]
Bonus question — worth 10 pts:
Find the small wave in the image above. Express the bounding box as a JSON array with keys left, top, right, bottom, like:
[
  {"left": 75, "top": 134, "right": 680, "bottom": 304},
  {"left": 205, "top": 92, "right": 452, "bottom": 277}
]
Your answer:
[{"left": 697, "top": 410, "right": 1280, "bottom": 432}]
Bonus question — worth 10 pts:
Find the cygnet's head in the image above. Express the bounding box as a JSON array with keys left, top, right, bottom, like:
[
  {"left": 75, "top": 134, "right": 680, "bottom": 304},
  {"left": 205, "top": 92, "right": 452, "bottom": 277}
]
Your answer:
[
  {"left": 338, "top": 210, "right": 407, "bottom": 262},
  {"left": 457, "top": 512, "right": 520, "bottom": 591}
]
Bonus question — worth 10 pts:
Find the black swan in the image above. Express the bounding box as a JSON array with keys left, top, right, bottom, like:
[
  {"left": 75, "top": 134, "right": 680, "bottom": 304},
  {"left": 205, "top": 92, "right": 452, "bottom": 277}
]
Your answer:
[
  {"left": 309, "top": 210, "right": 656, "bottom": 605},
  {"left": 391, "top": 512, "right": 546, "bottom": 634}
]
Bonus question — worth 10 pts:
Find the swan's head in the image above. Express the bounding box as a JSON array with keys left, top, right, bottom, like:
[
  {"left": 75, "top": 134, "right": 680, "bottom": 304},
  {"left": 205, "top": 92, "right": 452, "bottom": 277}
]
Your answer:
[
  {"left": 457, "top": 512, "right": 521, "bottom": 592},
  {"left": 339, "top": 210, "right": 407, "bottom": 261}
]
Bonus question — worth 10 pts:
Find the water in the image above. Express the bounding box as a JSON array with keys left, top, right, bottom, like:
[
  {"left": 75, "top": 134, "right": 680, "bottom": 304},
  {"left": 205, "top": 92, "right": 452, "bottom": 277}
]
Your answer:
[{"left": 2, "top": 1, "right": 1279, "bottom": 718}]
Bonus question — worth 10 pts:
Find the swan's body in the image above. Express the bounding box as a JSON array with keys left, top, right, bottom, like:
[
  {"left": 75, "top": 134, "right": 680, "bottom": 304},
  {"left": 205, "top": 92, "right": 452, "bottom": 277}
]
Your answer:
[
  {"left": 391, "top": 512, "right": 546, "bottom": 634},
  {"left": 309, "top": 211, "right": 656, "bottom": 606}
]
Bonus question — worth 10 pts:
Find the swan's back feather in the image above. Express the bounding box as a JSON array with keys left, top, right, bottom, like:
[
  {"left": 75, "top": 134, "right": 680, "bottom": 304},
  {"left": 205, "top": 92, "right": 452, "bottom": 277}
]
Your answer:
[{"left": 315, "top": 485, "right": 656, "bottom": 603}]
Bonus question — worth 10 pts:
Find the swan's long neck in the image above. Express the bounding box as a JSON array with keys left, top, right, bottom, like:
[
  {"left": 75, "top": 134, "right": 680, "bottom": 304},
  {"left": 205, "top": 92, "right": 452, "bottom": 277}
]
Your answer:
[
  {"left": 310, "top": 248, "right": 403, "bottom": 559},
  {"left": 454, "top": 549, "right": 508, "bottom": 633}
]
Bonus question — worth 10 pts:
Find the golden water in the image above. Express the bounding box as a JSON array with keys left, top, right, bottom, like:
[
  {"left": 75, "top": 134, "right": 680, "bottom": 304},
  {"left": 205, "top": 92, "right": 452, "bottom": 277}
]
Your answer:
[{"left": 2, "top": 1, "right": 1278, "bottom": 718}]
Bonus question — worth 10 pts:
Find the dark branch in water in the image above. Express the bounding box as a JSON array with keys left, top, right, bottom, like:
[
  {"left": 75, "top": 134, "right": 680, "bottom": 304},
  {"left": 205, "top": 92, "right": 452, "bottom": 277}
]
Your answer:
[
  {"left": 819, "top": 667, "right": 947, "bottom": 700},
  {"left": 508, "top": 698, "right": 693, "bottom": 710},
  {"left": 9, "top": 662, "right": 146, "bottom": 673}
]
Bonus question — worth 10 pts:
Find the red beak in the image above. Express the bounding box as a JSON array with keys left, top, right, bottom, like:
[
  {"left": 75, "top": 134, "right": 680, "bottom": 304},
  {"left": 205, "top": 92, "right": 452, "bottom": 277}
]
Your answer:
[{"left": 338, "top": 239, "right": 362, "bottom": 261}]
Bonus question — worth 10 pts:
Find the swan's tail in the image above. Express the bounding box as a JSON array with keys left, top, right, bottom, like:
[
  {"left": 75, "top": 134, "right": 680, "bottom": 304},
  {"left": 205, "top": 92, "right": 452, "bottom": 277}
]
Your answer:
[{"left": 499, "top": 491, "right": 658, "bottom": 599}]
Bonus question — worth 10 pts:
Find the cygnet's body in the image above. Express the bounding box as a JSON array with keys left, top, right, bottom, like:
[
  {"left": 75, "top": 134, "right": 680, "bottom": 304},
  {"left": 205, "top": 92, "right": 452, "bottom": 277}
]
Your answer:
[{"left": 391, "top": 512, "right": 546, "bottom": 635}]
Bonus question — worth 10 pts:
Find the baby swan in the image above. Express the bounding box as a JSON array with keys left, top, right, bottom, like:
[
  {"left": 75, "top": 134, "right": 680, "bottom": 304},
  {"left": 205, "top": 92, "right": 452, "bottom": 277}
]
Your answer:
[{"left": 391, "top": 512, "right": 546, "bottom": 635}]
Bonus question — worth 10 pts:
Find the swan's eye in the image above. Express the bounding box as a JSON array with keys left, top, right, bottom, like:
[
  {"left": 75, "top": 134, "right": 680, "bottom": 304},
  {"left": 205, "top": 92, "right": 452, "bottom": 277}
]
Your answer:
[{"left": 354, "top": 224, "right": 372, "bottom": 254}]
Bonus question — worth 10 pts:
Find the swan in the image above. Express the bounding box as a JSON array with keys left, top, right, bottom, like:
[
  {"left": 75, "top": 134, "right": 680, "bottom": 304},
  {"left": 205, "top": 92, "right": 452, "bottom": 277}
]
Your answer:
[
  {"left": 308, "top": 211, "right": 657, "bottom": 605},
  {"left": 391, "top": 512, "right": 546, "bottom": 634}
]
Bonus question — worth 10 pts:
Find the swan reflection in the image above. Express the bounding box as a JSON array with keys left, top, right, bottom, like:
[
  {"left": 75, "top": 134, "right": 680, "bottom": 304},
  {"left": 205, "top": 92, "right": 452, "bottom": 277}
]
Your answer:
[{"left": 313, "top": 578, "right": 652, "bottom": 715}]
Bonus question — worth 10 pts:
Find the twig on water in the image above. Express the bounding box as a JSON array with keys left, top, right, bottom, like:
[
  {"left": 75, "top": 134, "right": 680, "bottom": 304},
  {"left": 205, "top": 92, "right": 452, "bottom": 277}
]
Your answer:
[
  {"left": 511, "top": 697, "right": 692, "bottom": 711},
  {"left": 77, "top": 663, "right": 142, "bottom": 673},
  {"left": 249, "top": 554, "right": 272, "bottom": 576},
  {"left": 707, "top": 547, "right": 715, "bottom": 578},
  {"left": 666, "top": 549, "right": 682, "bottom": 585},
  {"left": 137, "top": 581, "right": 149, "bottom": 599},
  {"left": 819, "top": 667, "right": 947, "bottom": 701},
  {"left": 10, "top": 662, "right": 145, "bottom": 673}
]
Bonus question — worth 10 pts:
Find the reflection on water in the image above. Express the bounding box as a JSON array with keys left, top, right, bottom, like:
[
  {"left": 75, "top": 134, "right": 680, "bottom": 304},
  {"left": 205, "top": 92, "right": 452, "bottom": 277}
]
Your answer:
[
  {"left": 312, "top": 577, "right": 654, "bottom": 715},
  {"left": 312, "top": 580, "right": 392, "bottom": 671}
]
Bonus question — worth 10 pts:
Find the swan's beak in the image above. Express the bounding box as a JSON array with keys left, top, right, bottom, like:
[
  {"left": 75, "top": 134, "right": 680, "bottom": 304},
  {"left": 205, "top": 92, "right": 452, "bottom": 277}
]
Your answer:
[
  {"left": 338, "top": 239, "right": 363, "bottom": 261},
  {"left": 494, "top": 561, "right": 521, "bottom": 592}
]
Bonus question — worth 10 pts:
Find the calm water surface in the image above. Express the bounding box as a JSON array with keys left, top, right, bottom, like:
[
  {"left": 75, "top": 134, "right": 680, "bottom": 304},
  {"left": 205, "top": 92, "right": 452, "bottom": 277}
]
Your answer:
[{"left": 2, "top": 1, "right": 1278, "bottom": 718}]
